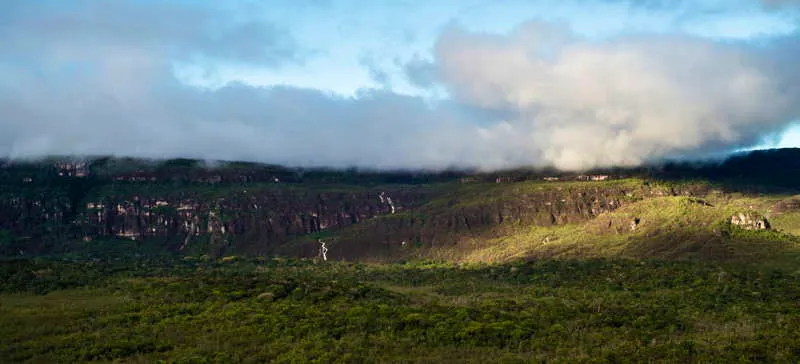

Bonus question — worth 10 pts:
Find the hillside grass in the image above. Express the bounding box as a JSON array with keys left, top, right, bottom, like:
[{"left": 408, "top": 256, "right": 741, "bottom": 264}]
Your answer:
[
  {"left": 436, "top": 194, "right": 800, "bottom": 268},
  {"left": 420, "top": 178, "right": 649, "bottom": 211},
  {"left": 2, "top": 256, "right": 800, "bottom": 363},
  {"left": 771, "top": 212, "right": 800, "bottom": 236},
  {"left": 280, "top": 178, "right": 800, "bottom": 268}
]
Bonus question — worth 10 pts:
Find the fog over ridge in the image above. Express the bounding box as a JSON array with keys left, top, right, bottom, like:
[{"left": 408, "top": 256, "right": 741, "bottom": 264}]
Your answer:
[{"left": 1, "top": 1, "right": 799, "bottom": 171}]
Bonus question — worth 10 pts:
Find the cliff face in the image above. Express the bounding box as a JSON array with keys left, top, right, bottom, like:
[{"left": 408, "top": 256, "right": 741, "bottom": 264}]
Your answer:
[
  {"left": 1, "top": 162, "right": 440, "bottom": 256},
  {"left": 0, "top": 159, "right": 716, "bottom": 258},
  {"left": 0, "top": 188, "right": 73, "bottom": 243},
  {"left": 292, "top": 182, "right": 714, "bottom": 261},
  {"left": 76, "top": 187, "right": 427, "bottom": 255}
]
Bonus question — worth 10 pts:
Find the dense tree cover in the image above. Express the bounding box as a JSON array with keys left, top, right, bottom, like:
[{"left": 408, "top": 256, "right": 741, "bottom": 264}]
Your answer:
[
  {"left": 2, "top": 150, "right": 800, "bottom": 362},
  {"left": 2, "top": 255, "right": 799, "bottom": 363}
]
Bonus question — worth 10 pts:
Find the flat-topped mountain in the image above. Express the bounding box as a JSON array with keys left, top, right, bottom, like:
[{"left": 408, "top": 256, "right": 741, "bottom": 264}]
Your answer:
[{"left": 2, "top": 148, "right": 800, "bottom": 265}]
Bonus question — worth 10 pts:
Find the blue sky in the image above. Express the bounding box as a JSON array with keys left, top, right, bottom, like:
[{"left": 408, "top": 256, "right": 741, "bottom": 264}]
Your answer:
[
  {"left": 1, "top": 0, "right": 800, "bottom": 169},
  {"left": 187, "top": 0, "right": 799, "bottom": 95}
]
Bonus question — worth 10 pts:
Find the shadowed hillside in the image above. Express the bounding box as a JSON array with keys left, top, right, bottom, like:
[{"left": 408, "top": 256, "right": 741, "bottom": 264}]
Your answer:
[{"left": 1, "top": 148, "right": 800, "bottom": 264}]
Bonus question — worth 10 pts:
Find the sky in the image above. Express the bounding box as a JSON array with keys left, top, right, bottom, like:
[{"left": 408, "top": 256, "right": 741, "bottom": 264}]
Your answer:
[{"left": 1, "top": 0, "right": 800, "bottom": 170}]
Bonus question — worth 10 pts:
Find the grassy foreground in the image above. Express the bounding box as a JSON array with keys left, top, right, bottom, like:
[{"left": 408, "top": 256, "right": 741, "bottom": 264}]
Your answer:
[{"left": 2, "top": 256, "right": 800, "bottom": 363}]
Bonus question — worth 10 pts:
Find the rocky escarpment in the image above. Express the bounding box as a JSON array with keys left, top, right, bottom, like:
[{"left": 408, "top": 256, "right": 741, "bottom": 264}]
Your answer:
[
  {"left": 0, "top": 157, "right": 734, "bottom": 259},
  {"left": 1, "top": 168, "right": 720, "bottom": 259},
  {"left": 76, "top": 186, "right": 427, "bottom": 255},
  {"left": 774, "top": 197, "right": 800, "bottom": 213},
  {"left": 296, "top": 182, "right": 714, "bottom": 261},
  {"left": 730, "top": 212, "right": 770, "bottom": 231},
  {"left": 0, "top": 187, "right": 74, "bottom": 243},
  {"left": 0, "top": 167, "right": 431, "bottom": 255},
  {"left": 2, "top": 157, "right": 462, "bottom": 256}
]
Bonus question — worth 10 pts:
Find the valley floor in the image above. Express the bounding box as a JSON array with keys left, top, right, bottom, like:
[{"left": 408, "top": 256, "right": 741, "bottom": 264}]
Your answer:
[{"left": 2, "top": 256, "right": 799, "bottom": 363}]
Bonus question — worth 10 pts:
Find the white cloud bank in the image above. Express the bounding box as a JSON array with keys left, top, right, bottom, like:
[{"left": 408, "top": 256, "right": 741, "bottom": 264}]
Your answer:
[
  {"left": 431, "top": 22, "right": 800, "bottom": 169},
  {"left": 1, "top": 1, "right": 799, "bottom": 171}
]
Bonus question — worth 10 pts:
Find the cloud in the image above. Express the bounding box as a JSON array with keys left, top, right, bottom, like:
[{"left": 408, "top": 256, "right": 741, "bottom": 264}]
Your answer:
[
  {"left": 1, "top": 0, "right": 305, "bottom": 68},
  {"left": 359, "top": 54, "right": 393, "bottom": 89},
  {"left": 0, "top": 81, "right": 479, "bottom": 169},
  {"left": 431, "top": 21, "right": 800, "bottom": 169},
  {"left": 1, "top": 2, "right": 800, "bottom": 171},
  {"left": 402, "top": 55, "right": 438, "bottom": 89}
]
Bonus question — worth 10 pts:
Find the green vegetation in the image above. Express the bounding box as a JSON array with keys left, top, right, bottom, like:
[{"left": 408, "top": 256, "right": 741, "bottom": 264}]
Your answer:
[
  {"left": 4, "top": 152, "right": 800, "bottom": 362},
  {"left": 273, "top": 178, "right": 800, "bottom": 268},
  {"left": 771, "top": 212, "right": 800, "bottom": 236},
  {"left": 2, "top": 256, "right": 800, "bottom": 363}
]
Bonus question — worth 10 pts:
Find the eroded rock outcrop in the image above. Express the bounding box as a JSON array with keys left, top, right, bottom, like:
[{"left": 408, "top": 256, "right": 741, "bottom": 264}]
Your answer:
[{"left": 730, "top": 212, "right": 770, "bottom": 231}]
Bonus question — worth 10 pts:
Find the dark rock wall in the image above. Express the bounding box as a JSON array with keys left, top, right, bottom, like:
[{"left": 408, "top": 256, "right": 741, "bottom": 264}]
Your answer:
[
  {"left": 0, "top": 159, "right": 716, "bottom": 258},
  {"left": 0, "top": 182, "right": 428, "bottom": 255}
]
